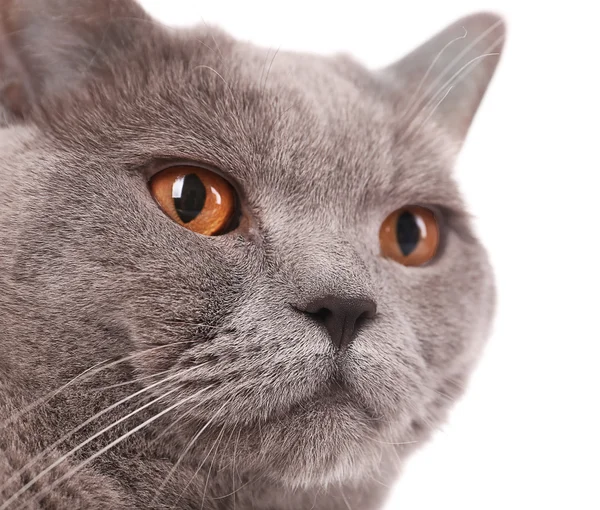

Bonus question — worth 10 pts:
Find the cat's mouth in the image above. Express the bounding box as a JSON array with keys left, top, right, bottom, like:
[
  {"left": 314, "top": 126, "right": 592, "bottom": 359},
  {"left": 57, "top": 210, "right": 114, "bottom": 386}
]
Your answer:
[
  {"left": 170, "top": 354, "right": 388, "bottom": 433},
  {"left": 251, "top": 367, "right": 388, "bottom": 434},
  {"left": 164, "top": 318, "right": 418, "bottom": 445}
]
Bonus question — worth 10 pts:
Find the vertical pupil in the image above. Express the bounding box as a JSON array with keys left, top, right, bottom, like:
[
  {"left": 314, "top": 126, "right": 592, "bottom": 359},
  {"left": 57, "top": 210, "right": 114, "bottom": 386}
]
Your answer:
[
  {"left": 172, "top": 174, "right": 206, "bottom": 224},
  {"left": 396, "top": 211, "right": 421, "bottom": 256}
]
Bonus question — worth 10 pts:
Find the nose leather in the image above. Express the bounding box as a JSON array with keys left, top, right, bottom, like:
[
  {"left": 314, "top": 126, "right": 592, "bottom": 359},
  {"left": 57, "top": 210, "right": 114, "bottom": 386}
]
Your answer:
[{"left": 297, "top": 295, "right": 377, "bottom": 350}]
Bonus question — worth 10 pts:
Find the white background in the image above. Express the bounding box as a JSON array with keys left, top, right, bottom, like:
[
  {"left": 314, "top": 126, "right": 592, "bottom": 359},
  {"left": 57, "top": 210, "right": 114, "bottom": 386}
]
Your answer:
[{"left": 139, "top": 1, "right": 600, "bottom": 508}]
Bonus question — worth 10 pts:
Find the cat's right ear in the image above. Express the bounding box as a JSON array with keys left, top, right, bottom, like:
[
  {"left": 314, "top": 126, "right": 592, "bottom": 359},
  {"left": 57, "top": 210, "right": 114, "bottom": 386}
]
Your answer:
[{"left": 0, "top": 0, "right": 150, "bottom": 124}]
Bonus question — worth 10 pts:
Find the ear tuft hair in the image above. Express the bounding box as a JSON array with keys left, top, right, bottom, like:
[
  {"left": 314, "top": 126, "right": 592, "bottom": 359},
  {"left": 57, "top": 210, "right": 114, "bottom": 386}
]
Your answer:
[
  {"left": 0, "top": 0, "right": 150, "bottom": 123},
  {"left": 382, "top": 12, "right": 506, "bottom": 146}
]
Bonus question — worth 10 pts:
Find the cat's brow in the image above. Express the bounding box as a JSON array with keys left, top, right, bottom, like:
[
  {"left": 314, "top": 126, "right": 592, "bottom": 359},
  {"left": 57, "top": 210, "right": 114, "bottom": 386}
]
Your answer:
[{"left": 375, "top": 168, "right": 466, "bottom": 214}]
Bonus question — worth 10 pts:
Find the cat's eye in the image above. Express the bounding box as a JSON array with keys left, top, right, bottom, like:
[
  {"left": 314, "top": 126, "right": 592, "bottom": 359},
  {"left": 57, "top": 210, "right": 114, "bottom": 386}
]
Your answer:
[
  {"left": 150, "top": 166, "right": 238, "bottom": 235},
  {"left": 379, "top": 206, "right": 440, "bottom": 266}
]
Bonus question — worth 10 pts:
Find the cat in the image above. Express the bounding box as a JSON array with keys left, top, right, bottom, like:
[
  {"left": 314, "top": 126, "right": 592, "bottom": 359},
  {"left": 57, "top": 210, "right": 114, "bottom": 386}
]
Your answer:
[{"left": 0, "top": 1, "right": 504, "bottom": 508}]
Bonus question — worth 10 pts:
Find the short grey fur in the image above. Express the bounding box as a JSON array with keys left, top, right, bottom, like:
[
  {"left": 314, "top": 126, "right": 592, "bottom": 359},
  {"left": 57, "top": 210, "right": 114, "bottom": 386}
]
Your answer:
[{"left": 0, "top": 1, "right": 504, "bottom": 508}]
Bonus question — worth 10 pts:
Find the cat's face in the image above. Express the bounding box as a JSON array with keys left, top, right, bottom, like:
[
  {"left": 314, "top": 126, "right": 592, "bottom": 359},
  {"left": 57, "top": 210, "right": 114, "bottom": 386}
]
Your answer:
[{"left": 0, "top": 0, "right": 502, "bottom": 491}]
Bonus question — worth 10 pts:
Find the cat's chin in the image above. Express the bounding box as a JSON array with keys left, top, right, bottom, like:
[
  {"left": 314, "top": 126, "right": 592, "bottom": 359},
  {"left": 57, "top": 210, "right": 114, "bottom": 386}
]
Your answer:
[{"left": 239, "top": 393, "right": 405, "bottom": 490}]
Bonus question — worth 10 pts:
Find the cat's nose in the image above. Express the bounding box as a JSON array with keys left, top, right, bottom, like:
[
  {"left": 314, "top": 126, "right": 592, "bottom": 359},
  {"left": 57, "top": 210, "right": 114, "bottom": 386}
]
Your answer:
[{"left": 297, "top": 296, "right": 377, "bottom": 350}]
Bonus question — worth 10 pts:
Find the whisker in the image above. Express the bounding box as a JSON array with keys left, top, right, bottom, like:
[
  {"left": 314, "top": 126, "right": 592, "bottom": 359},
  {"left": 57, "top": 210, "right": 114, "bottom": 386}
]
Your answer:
[
  {"left": 259, "top": 46, "right": 273, "bottom": 92},
  {"left": 0, "top": 359, "right": 110, "bottom": 430},
  {"left": 0, "top": 366, "right": 197, "bottom": 497},
  {"left": 199, "top": 423, "right": 228, "bottom": 510},
  {"left": 216, "top": 426, "right": 239, "bottom": 490},
  {"left": 402, "top": 34, "right": 504, "bottom": 142},
  {"left": 12, "top": 386, "right": 214, "bottom": 510},
  {"left": 171, "top": 395, "right": 236, "bottom": 508},
  {"left": 193, "top": 65, "right": 235, "bottom": 102},
  {"left": 200, "top": 17, "right": 225, "bottom": 61},
  {"left": 1, "top": 388, "right": 176, "bottom": 510},
  {"left": 407, "top": 84, "right": 454, "bottom": 137},
  {"left": 93, "top": 367, "right": 178, "bottom": 391},
  {"left": 212, "top": 426, "right": 255, "bottom": 500},
  {"left": 151, "top": 399, "right": 229, "bottom": 504},
  {"left": 309, "top": 487, "right": 321, "bottom": 510},
  {"left": 262, "top": 46, "right": 281, "bottom": 91},
  {"left": 368, "top": 474, "right": 391, "bottom": 489},
  {"left": 398, "top": 27, "right": 467, "bottom": 125},
  {"left": 209, "top": 426, "right": 248, "bottom": 503},
  {"left": 370, "top": 438, "right": 419, "bottom": 446},
  {"left": 389, "top": 440, "right": 405, "bottom": 472},
  {"left": 402, "top": 18, "right": 504, "bottom": 127},
  {"left": 163, "top": 319, "right": 221, "bottom": 329},
  {"left": 0, "top": 341, "right": 192, "bottom": 430},
  {"left": 340, "top": 487, "right": 353, "bottom": 510},
  {"left": 232, "top": 426, "right": 241, "bottom": 509},
  {"left": 147, "top": 381, "right": 234, "bottom": 446},
  {"left": 171, "top": 424, "right": 241, "bottom": 504}
]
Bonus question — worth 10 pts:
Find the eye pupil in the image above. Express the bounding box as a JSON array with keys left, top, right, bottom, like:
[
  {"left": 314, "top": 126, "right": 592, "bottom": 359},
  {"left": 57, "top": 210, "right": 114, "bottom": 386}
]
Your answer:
[
  {"left": 396, "top": 211, "right": 421, "bottom": 256},
  {"left": 173, "top": 173, "right": 206, "bottom": 224}
]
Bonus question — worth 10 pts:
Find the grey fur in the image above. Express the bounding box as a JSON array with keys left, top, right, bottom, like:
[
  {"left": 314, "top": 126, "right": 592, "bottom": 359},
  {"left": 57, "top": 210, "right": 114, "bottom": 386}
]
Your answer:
[{"left": 0, "top": 1, "right": 504, "bottom": 508}]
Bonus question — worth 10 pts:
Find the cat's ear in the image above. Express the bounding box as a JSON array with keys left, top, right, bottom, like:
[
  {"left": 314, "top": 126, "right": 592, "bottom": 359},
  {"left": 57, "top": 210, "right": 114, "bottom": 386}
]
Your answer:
[
  {"left": 382, "top": 13, "right": 505, "bottom": 148},
  {"left": 0, "top": 0, "right": 149, "bottom": 123}
]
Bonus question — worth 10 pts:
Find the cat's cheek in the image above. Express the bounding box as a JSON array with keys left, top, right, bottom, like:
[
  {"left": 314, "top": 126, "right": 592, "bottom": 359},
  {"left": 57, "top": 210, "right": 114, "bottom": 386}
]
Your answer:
[{"left": 396, "top": 232, "right": 494, "bottom": 369}]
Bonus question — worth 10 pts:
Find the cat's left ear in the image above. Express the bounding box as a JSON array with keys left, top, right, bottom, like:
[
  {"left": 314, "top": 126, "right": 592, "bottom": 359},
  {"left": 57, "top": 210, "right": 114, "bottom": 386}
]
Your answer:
[
  {"left": 0, "top": 0, "right": 150, "bottom": 123},
  {"left": 382, "top": 12, "right": 505, "bottom": 149}
]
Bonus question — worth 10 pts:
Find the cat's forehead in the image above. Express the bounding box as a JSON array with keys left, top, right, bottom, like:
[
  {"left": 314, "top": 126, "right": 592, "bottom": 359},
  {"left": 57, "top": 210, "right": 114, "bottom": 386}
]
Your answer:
[{"left": 41, "top": 29, "right": 461, "bottom": 215}]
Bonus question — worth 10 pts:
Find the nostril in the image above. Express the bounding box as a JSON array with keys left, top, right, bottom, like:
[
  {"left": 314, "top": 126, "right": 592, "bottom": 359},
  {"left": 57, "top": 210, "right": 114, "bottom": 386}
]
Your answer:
[
  {"left": 354, "top": 309, "right": 374, "bottom": 332},
  {"left": 291, "top": 305, "right": 331, "bottom": 324},
  {"left": 310, "top": 307, "right": 331, "bottom": 322}
]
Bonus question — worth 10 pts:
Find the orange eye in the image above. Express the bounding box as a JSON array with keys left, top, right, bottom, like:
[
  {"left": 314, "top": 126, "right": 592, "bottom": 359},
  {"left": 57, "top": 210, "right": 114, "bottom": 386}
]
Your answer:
[
  {"left": 379, "top": 206, "right": 440, "bottom": 266},
  {"left": 150, "top": 166, "right": 237, "bottom": 236}
]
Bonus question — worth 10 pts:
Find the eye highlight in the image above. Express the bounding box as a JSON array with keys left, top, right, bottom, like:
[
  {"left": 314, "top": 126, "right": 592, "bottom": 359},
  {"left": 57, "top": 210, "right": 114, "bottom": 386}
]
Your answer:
[
  {"left": 379, "top": 206, "right": 440, "bottom": 266},
  {"left": 150, "top": 166, "right": 237, "bottom": 236}
]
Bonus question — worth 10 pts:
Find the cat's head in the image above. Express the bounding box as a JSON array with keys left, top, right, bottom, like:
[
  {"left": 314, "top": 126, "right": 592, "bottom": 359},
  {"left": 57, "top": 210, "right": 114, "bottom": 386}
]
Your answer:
[{"left": 0, "top": 0, "right": 503, "bottom": 490}]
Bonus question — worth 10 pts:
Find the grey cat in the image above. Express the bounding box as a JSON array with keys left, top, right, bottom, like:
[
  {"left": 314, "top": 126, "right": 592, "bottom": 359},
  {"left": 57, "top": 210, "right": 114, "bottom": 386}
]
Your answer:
[{"left": 0, "top": 1, "right": 504, "bottom": 508}]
